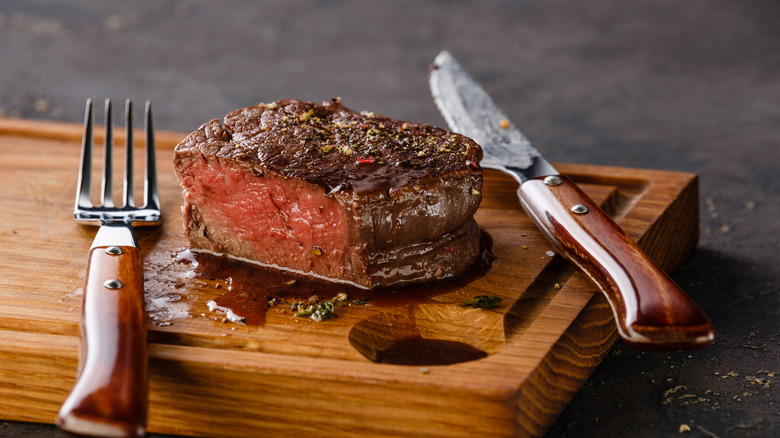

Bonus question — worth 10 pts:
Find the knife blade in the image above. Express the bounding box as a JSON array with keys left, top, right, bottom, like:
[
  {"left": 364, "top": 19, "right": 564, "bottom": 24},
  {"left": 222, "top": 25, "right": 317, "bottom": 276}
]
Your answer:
[{"left": 430, "top": 50, "right": 714, "bottom": 349}]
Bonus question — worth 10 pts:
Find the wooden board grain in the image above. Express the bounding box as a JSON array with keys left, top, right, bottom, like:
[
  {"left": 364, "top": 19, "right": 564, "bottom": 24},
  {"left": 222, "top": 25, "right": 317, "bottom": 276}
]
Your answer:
[{"left": 0, "top": 118, "right": 699, "bottom": 437}]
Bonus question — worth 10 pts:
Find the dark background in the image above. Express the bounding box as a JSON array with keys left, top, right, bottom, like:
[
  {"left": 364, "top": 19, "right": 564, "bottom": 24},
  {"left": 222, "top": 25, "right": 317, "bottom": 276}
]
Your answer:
[{"left": 1, "top": 1, "right": 778, "bottom": 437}]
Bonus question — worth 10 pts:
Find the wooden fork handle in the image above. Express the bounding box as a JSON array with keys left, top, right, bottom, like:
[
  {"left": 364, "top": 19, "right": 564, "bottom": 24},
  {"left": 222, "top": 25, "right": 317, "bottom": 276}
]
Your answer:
[
  {"left": 56, "top": 244, "right": 147, "bottom": 437},
  {"left": 517, "top": 175, "right": 714, "bottom": 350}
]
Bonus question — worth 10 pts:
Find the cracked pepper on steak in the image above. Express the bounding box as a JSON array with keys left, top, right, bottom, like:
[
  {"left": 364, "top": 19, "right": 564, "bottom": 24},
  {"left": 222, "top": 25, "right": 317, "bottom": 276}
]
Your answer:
[{"left": 173, "top": 99, "right": 484, "bottom": 289}]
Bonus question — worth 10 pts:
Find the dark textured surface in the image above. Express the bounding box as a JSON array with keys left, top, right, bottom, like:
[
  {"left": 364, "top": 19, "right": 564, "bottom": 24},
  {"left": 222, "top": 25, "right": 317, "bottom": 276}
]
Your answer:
[
  {"left": 2, "top": 1, "right": 778, "bottom": 437},
  {"left": 176, "top": 98, "right": 482, "bottom": 194}
]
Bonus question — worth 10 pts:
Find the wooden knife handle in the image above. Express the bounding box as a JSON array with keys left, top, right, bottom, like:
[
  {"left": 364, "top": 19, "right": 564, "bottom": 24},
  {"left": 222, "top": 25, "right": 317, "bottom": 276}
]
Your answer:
[
  {"left": 517, "top": 175, "right": 714, "bottom": 350},
  {"left": 56, "top": 245, "right": 147, "bottom": 437}
]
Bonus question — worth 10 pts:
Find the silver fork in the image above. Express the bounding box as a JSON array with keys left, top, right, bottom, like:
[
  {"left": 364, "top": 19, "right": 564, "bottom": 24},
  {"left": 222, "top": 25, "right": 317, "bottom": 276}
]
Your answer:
[{"left": 57, "top": 99, "right": 161, "bottom": 438}]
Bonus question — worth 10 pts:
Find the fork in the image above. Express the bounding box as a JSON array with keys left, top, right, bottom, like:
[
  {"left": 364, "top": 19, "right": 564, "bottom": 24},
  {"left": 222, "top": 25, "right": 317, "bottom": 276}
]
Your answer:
[{"left": 56, "top": 99, "right": 161, "bottom": 438}]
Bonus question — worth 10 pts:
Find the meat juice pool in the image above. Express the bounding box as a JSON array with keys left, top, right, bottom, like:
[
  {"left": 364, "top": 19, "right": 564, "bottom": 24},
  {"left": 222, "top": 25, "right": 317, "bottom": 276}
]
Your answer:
[
  {"left": 173, "top": 232, "right": 494, "bottom": 326},
  {"left": 156, "top": 233, "right": 495, "bottom": 364}
]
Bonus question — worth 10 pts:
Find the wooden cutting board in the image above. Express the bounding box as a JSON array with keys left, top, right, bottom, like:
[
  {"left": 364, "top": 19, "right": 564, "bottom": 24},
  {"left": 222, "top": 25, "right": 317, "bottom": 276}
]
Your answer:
[{"left": 0, "top": 118, "right": 699, "bottom": 437}]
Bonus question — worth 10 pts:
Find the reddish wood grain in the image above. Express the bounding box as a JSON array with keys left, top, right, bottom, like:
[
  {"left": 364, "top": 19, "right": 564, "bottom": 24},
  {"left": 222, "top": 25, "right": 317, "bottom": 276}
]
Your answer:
[
  {"left": 518, "top": 175, "right": 713, "bottom": 349},
  {"left": 56, "top": 245, "right": 147, "bottom": 437}
]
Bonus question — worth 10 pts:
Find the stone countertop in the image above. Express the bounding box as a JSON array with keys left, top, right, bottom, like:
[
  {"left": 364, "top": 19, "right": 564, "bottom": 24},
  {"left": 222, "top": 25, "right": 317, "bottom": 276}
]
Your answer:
[{"left": 1, "top": 1, "right": 778, "bottom": 437}]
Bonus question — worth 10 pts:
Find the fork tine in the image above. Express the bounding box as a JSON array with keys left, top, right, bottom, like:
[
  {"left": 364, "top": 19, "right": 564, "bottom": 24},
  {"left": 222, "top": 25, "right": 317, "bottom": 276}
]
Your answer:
[
  {"left": 75, "top": 99, "right": 94, "bottom": 209},
  {"left": 101, "top": 99, "right": 115, "bottom": 208},
  {"left": 123, "top": 99, "right": 135, "bottom": 208},
  {"left": 143, "top": 101, "right": 160, "bottom": 211}
]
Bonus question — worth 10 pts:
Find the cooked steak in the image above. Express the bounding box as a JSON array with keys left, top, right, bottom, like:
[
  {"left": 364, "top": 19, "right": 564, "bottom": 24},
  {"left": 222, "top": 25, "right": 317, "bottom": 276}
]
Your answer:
[{"left": 174, "top": 99, "right": 483, "bottom": 289}]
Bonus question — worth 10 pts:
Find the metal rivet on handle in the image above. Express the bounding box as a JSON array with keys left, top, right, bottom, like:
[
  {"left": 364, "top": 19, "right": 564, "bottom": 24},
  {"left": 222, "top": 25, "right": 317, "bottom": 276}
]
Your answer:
[
  {"left": 571, "top": 204, "right": 589, "bottom": 214},
  {"left": 104, "top": 279, "right": 123, "bottom": 289},
  {"left": 105, "top": 246, "right": 123, "bottom": 255},
  {"left": 544, "top": 175, "right": 563, "bottom": 186}
]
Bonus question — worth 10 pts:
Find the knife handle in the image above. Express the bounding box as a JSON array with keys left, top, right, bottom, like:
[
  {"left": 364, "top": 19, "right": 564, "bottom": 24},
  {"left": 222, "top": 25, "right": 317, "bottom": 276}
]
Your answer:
[
  {"left": 517, "top": 175, "right": 714, "bottom": 350},
  {"left": 57, "top": 245, "right": 147, "bottom": 437}
]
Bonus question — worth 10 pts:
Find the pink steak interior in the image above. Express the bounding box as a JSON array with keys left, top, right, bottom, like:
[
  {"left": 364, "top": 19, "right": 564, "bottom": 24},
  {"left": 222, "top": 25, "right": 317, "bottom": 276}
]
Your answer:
[{"left": 179, "top": 156, "right": 355, "bottom": 282}]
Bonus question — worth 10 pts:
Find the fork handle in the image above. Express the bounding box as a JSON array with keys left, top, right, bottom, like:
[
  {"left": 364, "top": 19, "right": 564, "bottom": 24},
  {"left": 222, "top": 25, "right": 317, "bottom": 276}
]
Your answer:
[{"left": 57, "top": 244, "right": 147, "bottom": 437}]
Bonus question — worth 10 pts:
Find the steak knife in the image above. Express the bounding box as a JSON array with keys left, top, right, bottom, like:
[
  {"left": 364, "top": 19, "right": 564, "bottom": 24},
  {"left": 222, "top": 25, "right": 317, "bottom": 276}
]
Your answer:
[{"left": 429, "top": 50, "right": 714, "bottom": 349}]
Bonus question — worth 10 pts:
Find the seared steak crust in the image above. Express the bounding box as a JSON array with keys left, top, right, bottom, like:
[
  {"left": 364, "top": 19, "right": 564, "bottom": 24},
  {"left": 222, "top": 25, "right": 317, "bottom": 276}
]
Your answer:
[
  {"left": 191, "top": 99, "right": 483, "bottom": 194},
  {"left": 174, "top": 99, "right": 483, "bottom": 289}
]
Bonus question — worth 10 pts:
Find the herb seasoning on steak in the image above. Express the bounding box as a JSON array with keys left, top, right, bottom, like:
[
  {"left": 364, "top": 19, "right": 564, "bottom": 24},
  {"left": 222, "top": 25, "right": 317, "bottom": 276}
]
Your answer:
[{"left": 174, "top": 99, "right": 483, "bottom": 289}]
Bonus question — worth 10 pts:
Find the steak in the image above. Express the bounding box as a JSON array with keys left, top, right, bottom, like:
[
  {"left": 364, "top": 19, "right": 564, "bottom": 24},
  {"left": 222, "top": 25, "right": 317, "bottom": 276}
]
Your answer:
[{"left": 174, "top": 99, "right": 483, "bottom": 289}]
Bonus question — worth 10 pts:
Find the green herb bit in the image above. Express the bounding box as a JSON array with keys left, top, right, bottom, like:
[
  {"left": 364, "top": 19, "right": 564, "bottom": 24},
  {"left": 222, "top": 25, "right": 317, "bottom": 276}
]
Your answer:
[
  {"left": 293, "top": 301, "right": 311, "bottom": 316},
  {"left": 460, "top": 295, "right": 502, "bottom": 309},
  {"left": 311, "top": 301, "right": 335, "bottom": 321},
  {"left": 298, "top": 109, "right": 314, "bottom": 123},
  {"left": 294, "top": 300, "right": 336, "bottom": 321}
]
